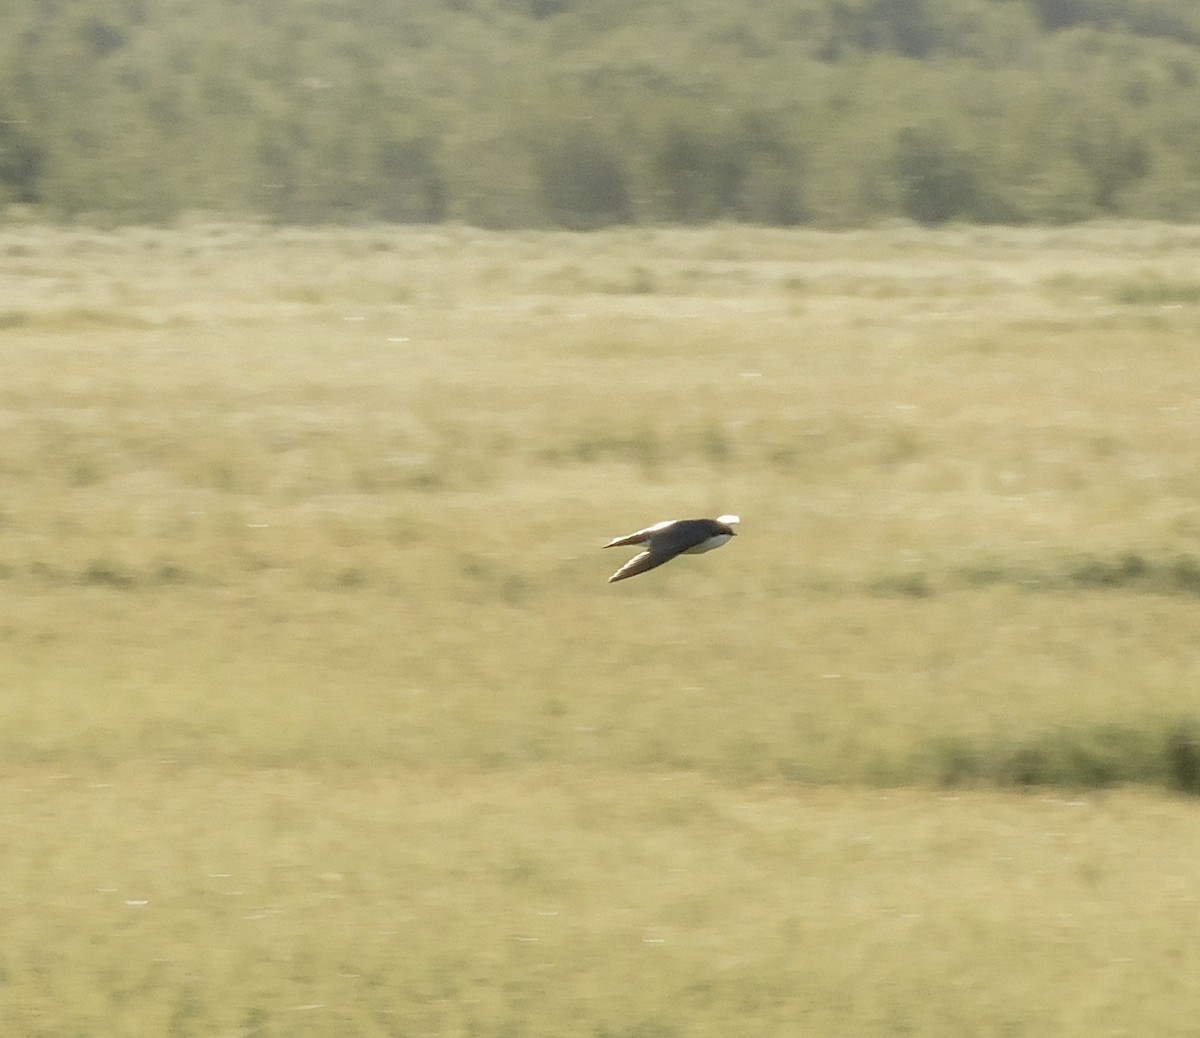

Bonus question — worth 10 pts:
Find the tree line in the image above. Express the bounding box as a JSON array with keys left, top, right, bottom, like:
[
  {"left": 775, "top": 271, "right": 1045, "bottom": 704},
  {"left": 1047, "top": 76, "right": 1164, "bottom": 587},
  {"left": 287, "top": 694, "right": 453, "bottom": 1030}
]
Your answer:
[{"left": 1, "top": 0, "right": 1199, "bottom": 227}]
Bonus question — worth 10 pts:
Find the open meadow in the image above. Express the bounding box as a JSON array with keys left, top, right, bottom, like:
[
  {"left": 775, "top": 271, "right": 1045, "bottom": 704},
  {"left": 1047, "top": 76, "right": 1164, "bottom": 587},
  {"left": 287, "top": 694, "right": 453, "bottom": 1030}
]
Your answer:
[{"left": 2, "top": 221, "right": 1200, "bottom": 1035}]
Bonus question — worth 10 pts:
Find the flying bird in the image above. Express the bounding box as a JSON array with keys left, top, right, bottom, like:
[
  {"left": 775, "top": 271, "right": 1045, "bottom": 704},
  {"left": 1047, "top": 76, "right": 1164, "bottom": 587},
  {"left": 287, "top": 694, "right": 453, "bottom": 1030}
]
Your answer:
[{"left": 604, "top": 515, "right": 740, "bottom": 583}]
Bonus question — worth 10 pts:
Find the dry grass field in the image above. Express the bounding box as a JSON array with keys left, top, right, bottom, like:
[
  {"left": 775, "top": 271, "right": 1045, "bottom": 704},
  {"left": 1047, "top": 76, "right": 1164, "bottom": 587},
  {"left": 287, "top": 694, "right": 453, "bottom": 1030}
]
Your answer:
[{"left": 2, "top": 221, "right": 1200, "bottom": 1035}]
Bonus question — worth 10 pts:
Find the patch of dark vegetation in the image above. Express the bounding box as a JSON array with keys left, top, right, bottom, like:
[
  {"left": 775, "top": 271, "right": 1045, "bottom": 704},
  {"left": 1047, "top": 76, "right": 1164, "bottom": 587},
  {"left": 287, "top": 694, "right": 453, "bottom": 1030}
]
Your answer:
[
  {"left": 1165, "top": 723, "right": 1200, "bottom": 794},
  {"left": 601, "top": 267, "right": 656, "bottom": 295},
  {"left": 1168, "top": 556, "right": 1200, "bottom": 594},
  {"left": 926, "top": 718, "right": 1200, "bottom": 794},
  {"left": 994, "top": 725, "right": 1154, "bottom": 789},
  {"left": 1066, "top": 551, "right": 1149, "bottom": 589},
  {"left": 333, "top": 567, "right": 368, "bottom": 590},
  {"left": 954, "top": 564, "right": 1011, "bottom": 588},
  {"left": 23, "top": 559, "right": 205, "bottom": 589},
  {"left": 27, "top": 561, "right": 62, "bottom": 585},
  {"left": 405, "top": 469, "right": 448, "bottom": 491},
  {"left": 70, "top": 460, "right": 105, "bottom": 487},
  {"left": 948, "top": 553, "right": 1200, "bottom": 597},
  {"left": 40, "top": 307, "right": 160, "bottom": 330},
  {"left": 1111, "top": 280, "right": 1200, "bottom": 306},
  {"left": 869, "top": 572, "right": 934, "bottom": 598},
  {"left": 701, "top": 422, "right": 733, "bottom": 465},
  {"left": 79, "top": 560, "right": 138, "bottom": 589},
  {"left": 1062, "top": 552, "right": 1200, "bottom": 595},
  {"left": 153, "top": 562, "right": 191, "bottom": 585}
]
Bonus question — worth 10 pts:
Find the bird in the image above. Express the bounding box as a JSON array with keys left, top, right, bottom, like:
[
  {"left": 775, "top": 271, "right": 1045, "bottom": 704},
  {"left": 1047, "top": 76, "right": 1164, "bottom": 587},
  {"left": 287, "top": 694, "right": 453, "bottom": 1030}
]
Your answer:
[{"left": 603, "top": 515, "right": 740, "bottom": 583}]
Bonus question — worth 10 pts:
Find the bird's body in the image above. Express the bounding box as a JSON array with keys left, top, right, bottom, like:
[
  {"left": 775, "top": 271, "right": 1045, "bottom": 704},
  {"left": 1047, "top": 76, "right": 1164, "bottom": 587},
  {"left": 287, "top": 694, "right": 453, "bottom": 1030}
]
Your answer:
[{"left": 604, "top": 515, "right": 739, "bottom": 583}]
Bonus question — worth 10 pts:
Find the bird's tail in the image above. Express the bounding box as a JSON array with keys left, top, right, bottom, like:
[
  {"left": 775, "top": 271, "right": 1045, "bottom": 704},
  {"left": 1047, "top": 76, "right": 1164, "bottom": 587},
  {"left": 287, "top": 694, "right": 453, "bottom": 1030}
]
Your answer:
[{"left": 603, "top": 533, "right": 647, "bottom": 549}]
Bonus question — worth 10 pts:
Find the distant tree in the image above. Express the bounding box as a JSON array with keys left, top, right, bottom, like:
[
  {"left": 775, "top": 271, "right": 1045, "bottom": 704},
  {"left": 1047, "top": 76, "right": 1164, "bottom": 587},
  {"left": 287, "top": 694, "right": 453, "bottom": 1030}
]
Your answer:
[
  {"left": 651, "top": 122, "right": 735, "bottom": 223},
  {"left": 1033, "top": 0, "right": 1090, "bottom": 31},
  {"left": 534, "top": 128, "right": 631, "bottom": 228},
  {"left": 376, "top": 135, "right": 447, "bottom": 223},
  {"left": 79, "top": 13, "right": 127, "bottom": 58},
  {"left": 0, "top": 114, "right": 44, "bottom": 204},
  {"left": 1069, "top": 111, "right": 1150, "bottom": 211},
  {"left": 648, "top": 110, "right": 805, "bottom": 224},
  {"left": 3, "top": 0, "right": 1200, "bottom": 225},
  {"left": 256, "top": 118, "right": 307, "bottom": 223},
  {"left": 818, "top": 0, "right": 941, "bottom": 59},
  {"left": 890, "top": 125, "right": 981, "bottom": 224},
  {"left": 867, "top": 0, "right": 939, "bottom": 58}
]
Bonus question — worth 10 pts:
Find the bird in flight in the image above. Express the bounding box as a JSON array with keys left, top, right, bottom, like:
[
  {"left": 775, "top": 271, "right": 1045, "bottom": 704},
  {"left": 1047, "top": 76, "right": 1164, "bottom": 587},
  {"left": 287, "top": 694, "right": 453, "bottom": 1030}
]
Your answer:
[{"left": 604, "top": 515, "right": 740, "bottom": 583}]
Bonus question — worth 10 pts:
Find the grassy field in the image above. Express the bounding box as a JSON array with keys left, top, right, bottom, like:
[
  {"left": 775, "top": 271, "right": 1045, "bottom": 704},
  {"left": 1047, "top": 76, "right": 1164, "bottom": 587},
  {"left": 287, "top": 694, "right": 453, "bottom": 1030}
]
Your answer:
[{"left": 2, "top": 221, "right": 1200, "bottom": 1035}]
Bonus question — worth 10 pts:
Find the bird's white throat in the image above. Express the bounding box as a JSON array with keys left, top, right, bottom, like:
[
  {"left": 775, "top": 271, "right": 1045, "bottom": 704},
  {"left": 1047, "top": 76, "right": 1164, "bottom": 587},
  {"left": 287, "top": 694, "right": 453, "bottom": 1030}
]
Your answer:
[{"left": 684, "top": 533, "right": 733, "bottom": 554}]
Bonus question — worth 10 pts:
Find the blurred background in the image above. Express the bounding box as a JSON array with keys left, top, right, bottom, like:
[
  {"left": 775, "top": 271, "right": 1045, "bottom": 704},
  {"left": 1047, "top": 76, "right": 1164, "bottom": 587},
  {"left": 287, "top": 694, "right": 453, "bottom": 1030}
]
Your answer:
[
  {"left": 4, "top": 2, "right": 1200, "bottom": 1036},
  {"left": 2, "top": 0, "right": 1200, "bottom": 228}
]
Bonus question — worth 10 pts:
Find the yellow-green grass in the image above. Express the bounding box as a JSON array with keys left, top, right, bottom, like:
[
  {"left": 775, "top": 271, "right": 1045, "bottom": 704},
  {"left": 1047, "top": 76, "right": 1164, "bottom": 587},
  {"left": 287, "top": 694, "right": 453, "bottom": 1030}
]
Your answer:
[
  {"left": 2, "top": 222, "right": 1200, "bottom": 1035},
  {"left": 4, "top": 769, "right": 1200, "bottom": 1037}
]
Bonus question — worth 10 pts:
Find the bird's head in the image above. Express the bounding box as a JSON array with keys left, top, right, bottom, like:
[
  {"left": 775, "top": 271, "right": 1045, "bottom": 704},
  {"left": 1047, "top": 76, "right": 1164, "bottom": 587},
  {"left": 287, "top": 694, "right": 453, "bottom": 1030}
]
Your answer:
[{"left": 715, "top": 514, "right": 740, "bottom": 534}]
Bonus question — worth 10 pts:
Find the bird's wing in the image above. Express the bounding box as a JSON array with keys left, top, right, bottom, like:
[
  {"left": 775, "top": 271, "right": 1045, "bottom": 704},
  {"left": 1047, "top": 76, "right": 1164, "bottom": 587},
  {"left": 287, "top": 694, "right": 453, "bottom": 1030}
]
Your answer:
[
  {"left": 603, "top": 519, "right": 676, "bottom": 549},
  {"left": 649, "top": 519, "right": 714, "bottom": 556},
  {"left": 608, "top": 549, "right": 675, "bottom": 583}
]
